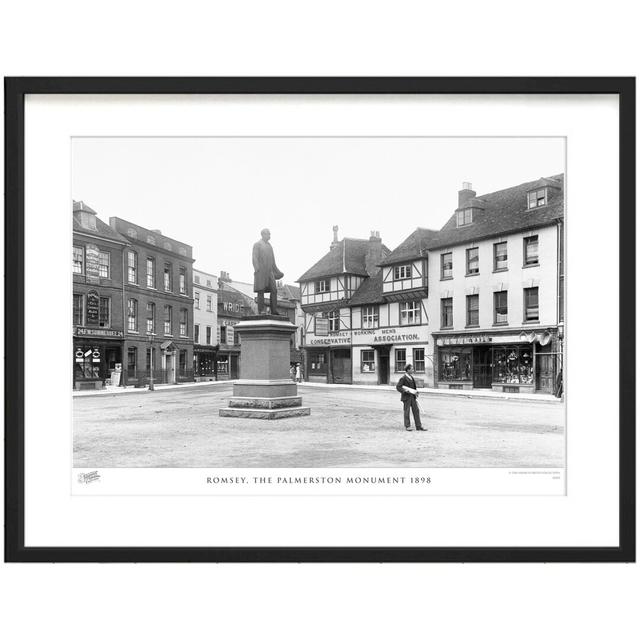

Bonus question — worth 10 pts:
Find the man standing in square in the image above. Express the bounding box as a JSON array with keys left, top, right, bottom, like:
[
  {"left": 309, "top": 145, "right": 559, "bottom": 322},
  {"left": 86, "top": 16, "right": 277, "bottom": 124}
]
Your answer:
[{"left": 396, "top": 364, "right": 426, "bottom": 431}]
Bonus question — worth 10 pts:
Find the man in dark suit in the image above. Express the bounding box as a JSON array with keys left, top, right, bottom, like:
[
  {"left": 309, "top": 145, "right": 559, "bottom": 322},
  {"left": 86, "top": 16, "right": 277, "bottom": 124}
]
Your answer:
[
  {"left": 252, "top": 228, "right": 284, "bottom": 315},
  {"left": 396, "top": 364, "right": 426, "bottom": 431}
]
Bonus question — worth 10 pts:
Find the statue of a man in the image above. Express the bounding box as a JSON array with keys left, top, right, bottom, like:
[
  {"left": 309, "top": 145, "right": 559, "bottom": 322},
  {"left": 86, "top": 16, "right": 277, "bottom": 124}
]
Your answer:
[{"left": 252, "top": 228, "right": 284, "bottom": 315}]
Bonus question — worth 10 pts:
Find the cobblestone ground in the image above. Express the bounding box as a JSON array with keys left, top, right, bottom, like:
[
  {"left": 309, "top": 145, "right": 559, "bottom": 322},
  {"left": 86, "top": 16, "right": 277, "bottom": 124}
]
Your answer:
[{"left": 73, "top": 383, "right": 565, "bottom": 468}]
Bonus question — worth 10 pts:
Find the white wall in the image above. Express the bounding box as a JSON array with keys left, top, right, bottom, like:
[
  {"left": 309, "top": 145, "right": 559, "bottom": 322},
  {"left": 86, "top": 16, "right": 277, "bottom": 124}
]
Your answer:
[{"left": 429, "top": 225, "right": 560, "bottom": 331}]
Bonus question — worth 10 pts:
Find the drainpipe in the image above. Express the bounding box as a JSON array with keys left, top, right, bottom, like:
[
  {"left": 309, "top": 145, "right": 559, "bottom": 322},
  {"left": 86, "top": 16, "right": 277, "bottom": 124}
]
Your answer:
[{"left": 121, "top": 246, "right": 127, "bottom": 386}]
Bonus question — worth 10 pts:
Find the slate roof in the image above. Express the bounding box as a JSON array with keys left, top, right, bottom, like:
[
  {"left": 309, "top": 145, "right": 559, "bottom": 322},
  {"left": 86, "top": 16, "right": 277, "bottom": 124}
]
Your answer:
[
  {"left": 297, "top": 238, "right": 390, "bottom": 281},
  {"left": 278, "top": 284, "right": 301, "bottom": 301},
  {"left": 347, "top": 270, "right": 385, "bottom": 306},
  {"left": 427, "top": 174, "right": 564, "bottom": 250},
  {"left": 219, "top": 284, "right": 252, "bottom": 303},
  {"left": 379, "top": 227, "right": 439, "bottom": 266},
  {"left": 72, "top": 202, "right": 129, "bottom": 244}
]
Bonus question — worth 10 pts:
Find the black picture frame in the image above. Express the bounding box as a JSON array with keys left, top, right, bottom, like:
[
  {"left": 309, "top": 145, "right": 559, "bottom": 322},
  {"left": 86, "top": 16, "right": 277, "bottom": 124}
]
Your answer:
[{"left": 4, "top": 77, "right": 635, "bottom": 563}]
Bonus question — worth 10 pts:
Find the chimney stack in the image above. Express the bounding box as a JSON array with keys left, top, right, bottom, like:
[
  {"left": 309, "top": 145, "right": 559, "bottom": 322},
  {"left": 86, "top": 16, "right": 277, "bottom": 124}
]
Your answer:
[
  {"left": 365, "top": 231, "right": 384, "bottom": 277},
  {"left": 458, "top": 181, "right": 476, "bottom": 208},
  {"left": 330, "top": 225, "right": 339, "bottom": 250}
]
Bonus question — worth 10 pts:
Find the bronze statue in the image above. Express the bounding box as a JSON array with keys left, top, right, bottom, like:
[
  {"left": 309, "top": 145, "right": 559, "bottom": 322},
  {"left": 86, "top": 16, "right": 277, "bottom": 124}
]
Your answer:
[{"left": 252, "top": 228, "right": 284, "bottom": 315}]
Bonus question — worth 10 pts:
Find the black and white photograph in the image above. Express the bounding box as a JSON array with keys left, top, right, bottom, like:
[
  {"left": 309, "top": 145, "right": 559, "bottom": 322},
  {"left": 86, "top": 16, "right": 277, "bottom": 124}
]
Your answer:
[
  {"left": 71, "top": 137, "right": 565, "bottom": 476},
  {"left": 6, "top": 78, "right": 632, "bottom": 564}
]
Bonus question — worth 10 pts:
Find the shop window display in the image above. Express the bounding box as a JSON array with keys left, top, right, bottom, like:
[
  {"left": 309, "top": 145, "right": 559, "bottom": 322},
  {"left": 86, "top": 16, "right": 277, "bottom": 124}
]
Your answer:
[
  {"left": 492, "top": 346, "right": 533, "bottom": 384},
  {"left": 438, "top": 348, "right": 472, "bottom": 381}
]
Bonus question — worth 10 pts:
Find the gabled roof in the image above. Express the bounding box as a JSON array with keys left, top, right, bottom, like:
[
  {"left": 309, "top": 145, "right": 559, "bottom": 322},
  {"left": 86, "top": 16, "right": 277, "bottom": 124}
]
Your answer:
[
  {"left": 428, "top": 174, "right": 564, "bottom": 250},
  {"left": 297, "top": 238, "right": 390, "bottom": 281},
  {"left": 347, "top": 271, "right": 385, "bottom": 306},
  {"left": 379, "top": 227, "right": 439, "bottom": 266}
]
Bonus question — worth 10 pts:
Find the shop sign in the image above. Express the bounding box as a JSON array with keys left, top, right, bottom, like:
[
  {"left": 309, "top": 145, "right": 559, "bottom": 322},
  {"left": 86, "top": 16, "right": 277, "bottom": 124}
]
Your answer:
[
  {"left": 315, "top": 317, "right": 329, "bottom": 336},
  {"left": 76, "top": 327, "right": 124, "bottom": 338},
  {"left": 352, "top": 325, "right": 430, "bottom": 346},
  {"left": 306, "top": 330, "right": 351, "bottom": 346},
  {"left": 226, "top": 325, "right": 235, "bottom": 345},
  {"left": 92, "top": 348, "right": 101, "bottom": 363},
  {"left": 75, "top": 348, "right": 84, "bottom": 363},
  {"left": 86, "top": 289, "right": 100, "bottom": 325},
  {"left": 85, "top": 244, "right": 100, "bottom": 283}
]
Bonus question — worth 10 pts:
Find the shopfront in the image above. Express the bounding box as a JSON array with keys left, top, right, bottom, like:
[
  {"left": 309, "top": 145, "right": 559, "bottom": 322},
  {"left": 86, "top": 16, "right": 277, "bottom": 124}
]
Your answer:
[
  {"left": 73, "top": 327, "right": 124, "bottom": 390},
  {"left": 194, "top": 345, "right": 218, "bottom": 381},
  {"left": 304, "top": 330, "right": 353, "bottom": 384},
  {"left": 434, "top": 328, "right": 560, "bottom": 394},
  {"left": 216, "top": 347, "right": 240, "bottom": 380}
]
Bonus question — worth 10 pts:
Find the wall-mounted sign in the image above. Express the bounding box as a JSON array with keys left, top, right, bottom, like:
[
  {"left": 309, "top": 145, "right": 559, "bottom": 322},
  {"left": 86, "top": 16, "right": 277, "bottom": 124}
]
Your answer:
[
  {"left": 436, "top": 334, "right": 493, "bottom": 346},
  {"left": 226, "top": 325, "right": 235, "bottom": 345},
  {"left": 306, "top": 331, "right": 351, "bottom": 346},
  {"left": 76, "top": 327, "right": 123, "bottom": 338},
  {"left": 92, "top": 349, "right": 101, "bottom": 363},
  {"left": 86, "top": 289, "right": 100, "bottom": 325},
  {"left": 75, "top": 348, "right": 84, "bottom": 363},
  {"left": 85, "top": 244, "right": 100, "bottom": 283},
  {"left": 352, "top": 325, "right": 430, "bottom": 346},
  {"left": 314, "top": 317, "right": 329, "bottom": 336},
  {"left": 435, "top": 332, "right": 544, "bottom": 347}
]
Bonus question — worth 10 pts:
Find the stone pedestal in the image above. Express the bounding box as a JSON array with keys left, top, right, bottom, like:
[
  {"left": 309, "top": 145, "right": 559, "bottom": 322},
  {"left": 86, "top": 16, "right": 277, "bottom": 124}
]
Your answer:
[{"left": 219, "top": 314, "right": 311, "bottom": 420}]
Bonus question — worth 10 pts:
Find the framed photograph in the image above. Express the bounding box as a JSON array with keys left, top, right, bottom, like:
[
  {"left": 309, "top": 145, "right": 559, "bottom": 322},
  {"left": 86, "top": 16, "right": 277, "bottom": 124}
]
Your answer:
[{"left": 5, "top": 77, "right": 635, "bottom": 562}]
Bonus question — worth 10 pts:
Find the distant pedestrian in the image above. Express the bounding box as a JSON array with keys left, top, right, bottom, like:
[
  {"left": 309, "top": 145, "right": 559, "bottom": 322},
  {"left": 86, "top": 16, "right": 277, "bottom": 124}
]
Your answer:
[
  {"left": 295, "top": 363, "right": 302, "bottom": 383},
  {"left": 395, "top": 364, "right": 425, "bottom": 431}
]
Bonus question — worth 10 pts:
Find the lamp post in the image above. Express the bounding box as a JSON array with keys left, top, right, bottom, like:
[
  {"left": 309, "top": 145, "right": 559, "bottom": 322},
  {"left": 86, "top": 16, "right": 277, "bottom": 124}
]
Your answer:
[{"left": 147, "top": 332, "right": 156, "bottom": 391}]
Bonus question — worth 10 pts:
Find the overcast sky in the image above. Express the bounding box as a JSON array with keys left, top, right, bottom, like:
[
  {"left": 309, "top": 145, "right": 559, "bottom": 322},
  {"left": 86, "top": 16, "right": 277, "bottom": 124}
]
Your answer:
[{"left": 72, "top": 137, "right": 564, "bottom": 285}]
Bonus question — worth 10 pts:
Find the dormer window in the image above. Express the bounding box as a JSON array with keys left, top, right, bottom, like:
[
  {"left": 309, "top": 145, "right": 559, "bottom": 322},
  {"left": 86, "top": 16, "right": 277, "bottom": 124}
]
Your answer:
[
  {"left": 393, "top": 264, "right": 411, "bottom": 280},
  {"left": 527, "top": 188, "right": 547, "bottom": 209},
  {"left": 456, "top": 208, "right": 473, "bottom": 227}
]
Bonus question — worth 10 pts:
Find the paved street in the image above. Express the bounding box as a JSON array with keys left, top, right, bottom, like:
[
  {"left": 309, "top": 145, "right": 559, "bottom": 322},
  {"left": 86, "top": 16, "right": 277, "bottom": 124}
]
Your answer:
[{"left": 73, "top": 383, "right": 564, "bottom": 468}]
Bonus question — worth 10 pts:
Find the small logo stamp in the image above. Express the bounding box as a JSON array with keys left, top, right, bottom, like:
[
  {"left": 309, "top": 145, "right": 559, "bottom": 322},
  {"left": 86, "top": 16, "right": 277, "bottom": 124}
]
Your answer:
[{"left": 77, "top": 470, "right": 101, "bottom": 484}]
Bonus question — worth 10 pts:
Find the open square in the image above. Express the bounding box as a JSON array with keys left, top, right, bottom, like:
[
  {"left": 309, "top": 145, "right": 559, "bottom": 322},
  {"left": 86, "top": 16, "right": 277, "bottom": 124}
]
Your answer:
[{"left": 73, "top": 383, "right": 564, "bottom": 468}]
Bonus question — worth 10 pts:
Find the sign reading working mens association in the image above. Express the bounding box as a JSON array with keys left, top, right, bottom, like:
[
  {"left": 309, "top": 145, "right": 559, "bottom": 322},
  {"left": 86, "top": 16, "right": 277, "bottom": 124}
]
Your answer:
[{"left": 352, "top": 325, "right": 430, "bottom": 346}]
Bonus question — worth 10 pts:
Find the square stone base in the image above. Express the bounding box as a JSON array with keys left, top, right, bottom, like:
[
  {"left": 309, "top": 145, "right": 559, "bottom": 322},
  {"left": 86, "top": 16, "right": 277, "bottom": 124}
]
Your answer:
[
  {"left": 219, "top": 406, "right": 311, "bottom": 420},
  {"left": 228, "top": 396, "right": 303, "bottom": 409}
]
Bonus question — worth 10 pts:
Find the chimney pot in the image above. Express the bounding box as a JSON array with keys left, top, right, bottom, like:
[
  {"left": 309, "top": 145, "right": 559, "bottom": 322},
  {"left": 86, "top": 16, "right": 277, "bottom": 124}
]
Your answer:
[
  {"left": 330, "top": 225, "right": 340, "bottom": 249},
  {"left": 458, "top": 182, "right": 477, "bottom": 208}
]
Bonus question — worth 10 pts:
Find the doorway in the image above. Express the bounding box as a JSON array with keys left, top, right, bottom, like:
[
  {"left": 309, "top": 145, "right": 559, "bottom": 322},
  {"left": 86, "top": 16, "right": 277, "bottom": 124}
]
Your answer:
[
  {"left": 536, "top": 353, "right": 557, "bottom": 394},
  {"left": 378, "top": 347, "right": 390, "bottom": 385},
  {"left": 230, "top": 354, "right": 239, "bottom": 379},
  {"left": 165, "top": 352, "right": 176, "bottom": 384},
  {"left": 472, "top": 346, "right": 492, "bottom": 388},
  {"left": 331, "top": 349, "right": 352, "bottom": 384}
]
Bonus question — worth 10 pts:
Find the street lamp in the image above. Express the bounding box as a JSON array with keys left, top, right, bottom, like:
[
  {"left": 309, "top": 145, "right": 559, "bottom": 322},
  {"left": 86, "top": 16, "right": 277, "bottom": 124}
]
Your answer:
[{"left": 147, "top": 332, "right": 156, "bottom": 391}]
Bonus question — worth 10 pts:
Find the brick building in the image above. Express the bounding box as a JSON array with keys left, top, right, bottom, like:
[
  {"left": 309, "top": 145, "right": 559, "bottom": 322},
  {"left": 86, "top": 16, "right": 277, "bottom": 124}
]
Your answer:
[
  {"left": 109, "top": 217, "right": 195, "bottom": 386},
  {"left": 72, "top": 201, "right": 129, "bottom": 390}
]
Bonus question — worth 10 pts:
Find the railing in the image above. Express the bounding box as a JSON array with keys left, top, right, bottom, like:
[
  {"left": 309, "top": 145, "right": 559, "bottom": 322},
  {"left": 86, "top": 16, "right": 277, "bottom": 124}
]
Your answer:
[{"left": 122, "top": 368, "right": 195, "bottom": 386}]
